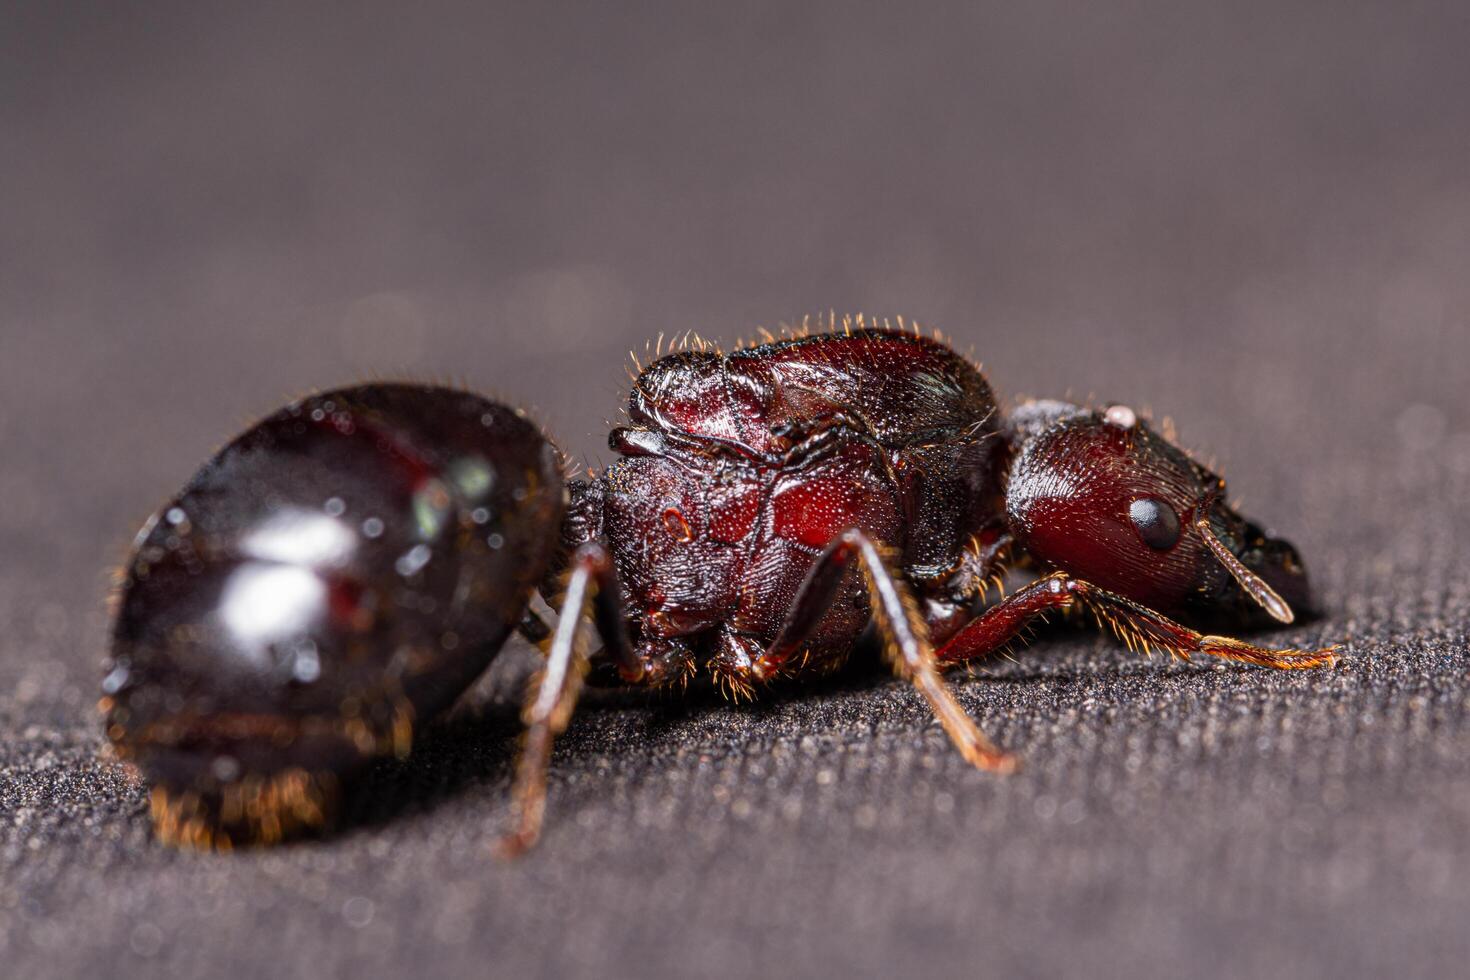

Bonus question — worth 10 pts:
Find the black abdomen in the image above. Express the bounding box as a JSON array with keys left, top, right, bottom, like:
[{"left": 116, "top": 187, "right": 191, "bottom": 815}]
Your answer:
[{"left": 104, "top": 384, "right": 563, "bottom": 846}]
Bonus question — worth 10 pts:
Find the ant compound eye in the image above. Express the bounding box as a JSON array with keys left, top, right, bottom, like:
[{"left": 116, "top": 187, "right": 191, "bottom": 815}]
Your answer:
[
  {"left": 1104, "top": 404, "right": 1138, "bottom": 429},
  {"left": 1129, "top": 497, "right": 1181, "bottom": 550}
]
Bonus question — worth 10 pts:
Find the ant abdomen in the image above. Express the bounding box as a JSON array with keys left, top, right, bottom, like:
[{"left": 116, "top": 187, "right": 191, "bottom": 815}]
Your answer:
[{"left": 101, "top": 384, "right": 564, "bottom": 847}]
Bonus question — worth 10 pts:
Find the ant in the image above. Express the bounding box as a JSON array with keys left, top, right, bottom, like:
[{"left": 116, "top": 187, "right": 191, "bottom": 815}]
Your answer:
[{"left": 100, "top": 316, "right": 1337, "bottom": 852}]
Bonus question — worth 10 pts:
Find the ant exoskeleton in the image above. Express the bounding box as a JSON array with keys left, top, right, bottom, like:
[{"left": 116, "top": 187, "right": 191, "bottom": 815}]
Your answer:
[{"left": 101, "top": 316, "right": 1336, "bottom": 852}]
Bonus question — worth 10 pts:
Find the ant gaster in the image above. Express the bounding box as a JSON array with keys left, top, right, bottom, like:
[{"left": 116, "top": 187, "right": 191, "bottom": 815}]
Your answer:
[{"left": 101, "top": 317, "right": 1336, "bottom": 852}]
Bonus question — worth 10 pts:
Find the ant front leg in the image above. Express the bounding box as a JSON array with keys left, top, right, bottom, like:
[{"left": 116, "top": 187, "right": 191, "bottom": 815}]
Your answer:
[
  {"left": 497, "top": 542, "right": 641, "bottom": 857},
  {"left": 717, "top": 528, "right": 1018, "bottom": 773},
  {"left": 935, "top": 572, "right": 1339, "bottom": 670}
]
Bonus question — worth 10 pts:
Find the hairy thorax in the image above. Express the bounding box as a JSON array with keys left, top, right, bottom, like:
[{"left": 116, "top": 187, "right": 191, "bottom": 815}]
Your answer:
[{"left": 578, "top": 328, "right": 1006, "bottom": 669}]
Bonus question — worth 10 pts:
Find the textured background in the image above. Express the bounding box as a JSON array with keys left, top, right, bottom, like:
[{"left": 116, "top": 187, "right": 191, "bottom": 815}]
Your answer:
[{"left": 2, "top": 3, "right": 1468, "bottom": 978}]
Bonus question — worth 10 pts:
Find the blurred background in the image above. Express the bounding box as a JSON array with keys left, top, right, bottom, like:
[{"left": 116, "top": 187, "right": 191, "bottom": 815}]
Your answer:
[
  {"left": 2, "top": 3, "right": 1468, "bottom": 978},
  {"left": 3, "top": 2, "right": 1468, "bottom": 604}
]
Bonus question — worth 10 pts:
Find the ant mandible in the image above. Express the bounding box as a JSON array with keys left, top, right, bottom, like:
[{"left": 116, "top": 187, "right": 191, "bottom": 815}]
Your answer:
[{"left": 100, "top": 316, "right": 1336, "bottom": 852}]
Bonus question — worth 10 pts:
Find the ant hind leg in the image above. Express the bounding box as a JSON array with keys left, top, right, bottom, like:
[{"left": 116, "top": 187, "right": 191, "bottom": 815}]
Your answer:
[{"left": 496, "top": 543, "right": 639, "bottom": 857}]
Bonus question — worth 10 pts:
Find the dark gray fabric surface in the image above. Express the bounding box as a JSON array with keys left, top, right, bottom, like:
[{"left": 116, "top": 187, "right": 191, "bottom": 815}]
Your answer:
[{"left": 2, "top": 4, "right": 1468, "bottom": 978}]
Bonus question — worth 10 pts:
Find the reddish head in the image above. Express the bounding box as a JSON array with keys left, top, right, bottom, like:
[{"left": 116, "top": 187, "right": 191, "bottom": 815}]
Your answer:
[{"left": 1003, "top": 400, "right": 1313, "bottom": 627}]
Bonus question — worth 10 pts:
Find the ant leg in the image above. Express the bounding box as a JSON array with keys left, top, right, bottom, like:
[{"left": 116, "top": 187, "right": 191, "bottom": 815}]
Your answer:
[
  {"left": 729, "top": 528, "right": 1018, "bottom": 772},
  {"left": 935, "top": 572, "right": 1339, "bottom": 670},
  {"left": 497, "top": 542, "right": 636, "bottom": 857},
  {"left": 912, "top": 529, "right": 1014, "bottom": 645}
]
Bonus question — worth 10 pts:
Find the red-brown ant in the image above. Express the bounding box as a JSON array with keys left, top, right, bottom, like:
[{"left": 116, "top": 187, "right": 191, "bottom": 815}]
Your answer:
[{"left": 101, "top": 317, "right": 1336, "bottom": 852}]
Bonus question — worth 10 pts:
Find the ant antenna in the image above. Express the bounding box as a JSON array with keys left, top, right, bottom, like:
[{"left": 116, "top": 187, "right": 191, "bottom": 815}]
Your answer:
[{"left": 1194, "top": 516, "right": 1295, "bottom": 624}]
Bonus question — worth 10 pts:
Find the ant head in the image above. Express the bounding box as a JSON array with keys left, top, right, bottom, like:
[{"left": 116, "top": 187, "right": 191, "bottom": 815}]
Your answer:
[{"left": 1004, "top": 401, "right": 1312, "bottom": 625}]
